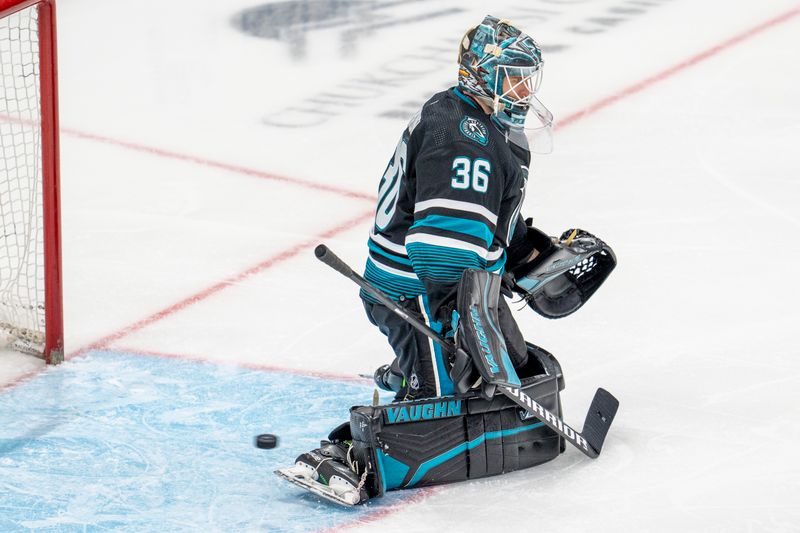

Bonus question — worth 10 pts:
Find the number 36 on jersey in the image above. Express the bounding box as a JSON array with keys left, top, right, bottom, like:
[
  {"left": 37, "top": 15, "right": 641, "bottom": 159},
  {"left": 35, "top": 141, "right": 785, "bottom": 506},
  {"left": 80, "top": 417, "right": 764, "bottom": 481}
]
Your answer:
[{"left": 451, "top": 157, "right": 490, "bottom": 193}]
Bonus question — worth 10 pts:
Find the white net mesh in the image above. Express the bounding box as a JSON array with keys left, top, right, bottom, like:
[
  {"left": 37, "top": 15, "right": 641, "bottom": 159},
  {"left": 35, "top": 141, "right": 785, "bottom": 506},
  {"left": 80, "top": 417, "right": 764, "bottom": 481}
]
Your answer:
[{"left": 0, "top": 5, "right": 45, "bottom": 354}]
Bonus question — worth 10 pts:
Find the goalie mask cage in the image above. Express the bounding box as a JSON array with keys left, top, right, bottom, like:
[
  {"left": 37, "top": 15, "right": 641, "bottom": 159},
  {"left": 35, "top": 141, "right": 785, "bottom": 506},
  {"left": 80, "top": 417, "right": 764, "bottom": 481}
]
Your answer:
[{"left": 0, "top": 0, "right": 62, "bottom": 364}]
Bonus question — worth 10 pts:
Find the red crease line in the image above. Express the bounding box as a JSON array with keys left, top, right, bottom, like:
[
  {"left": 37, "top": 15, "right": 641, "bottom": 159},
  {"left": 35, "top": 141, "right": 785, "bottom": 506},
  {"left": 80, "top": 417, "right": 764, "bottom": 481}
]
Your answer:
[
  {"left": 61, "top": 127, "right": 375, "bottom": 202},
  {"left": 101, "top": 347, "right": 372, "bottom": 384},
  {"left": 317, "top": 486, "right": 444, "bottom": 533},
  {"left": 68, "top": 209, "right": 375, "bottom": 358},
  {"left": 556, "top": 6, "right": 800, "bottom": 130},
  {"left": 0, "top": 366, "right": 48, "bottom": 394}
]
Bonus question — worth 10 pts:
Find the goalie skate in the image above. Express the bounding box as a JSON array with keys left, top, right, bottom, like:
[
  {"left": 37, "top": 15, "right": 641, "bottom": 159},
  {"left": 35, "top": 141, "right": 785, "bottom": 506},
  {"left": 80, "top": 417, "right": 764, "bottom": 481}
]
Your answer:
[
  {"left": 274, "top": 465, "right": 362, "bottom": 507},
  {"left": 274, "top": 441, "right": 367, "bottom": 506}
]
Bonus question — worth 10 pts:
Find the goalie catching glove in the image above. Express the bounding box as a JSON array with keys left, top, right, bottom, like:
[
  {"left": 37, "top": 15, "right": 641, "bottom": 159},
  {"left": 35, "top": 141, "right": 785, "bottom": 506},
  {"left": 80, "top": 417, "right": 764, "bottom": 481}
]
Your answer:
[{"left": 506, "top": 225, "right": 617, "bottom": 319}]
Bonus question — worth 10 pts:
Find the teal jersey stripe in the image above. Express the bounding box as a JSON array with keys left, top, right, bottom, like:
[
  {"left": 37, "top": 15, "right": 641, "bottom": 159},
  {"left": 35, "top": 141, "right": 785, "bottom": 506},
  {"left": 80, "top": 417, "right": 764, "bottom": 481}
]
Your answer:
[
  {"left": 486, "top": 250, "right": 506, "bottom": 275},
  {"left": 367, "top": 238, "right": 412, "bottom": 267},
  {"left": 362, "top": 258, "right": 425, "bottom": 302},
  {"left": 410, "top": 215, "right": 494, "bottom": 248},
  {"left": 405, "top": 422, "right": 545, "bottom": 487},
  {"left": 407, "top": 242, "right": 487, "bottom": 282}
]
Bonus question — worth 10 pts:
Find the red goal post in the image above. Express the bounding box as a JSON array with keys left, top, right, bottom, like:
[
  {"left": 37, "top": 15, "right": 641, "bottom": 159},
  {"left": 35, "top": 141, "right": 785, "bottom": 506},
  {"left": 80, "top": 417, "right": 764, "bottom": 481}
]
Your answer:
[{"left": 0, "top": 0, "right": 62, "bottom": 364}]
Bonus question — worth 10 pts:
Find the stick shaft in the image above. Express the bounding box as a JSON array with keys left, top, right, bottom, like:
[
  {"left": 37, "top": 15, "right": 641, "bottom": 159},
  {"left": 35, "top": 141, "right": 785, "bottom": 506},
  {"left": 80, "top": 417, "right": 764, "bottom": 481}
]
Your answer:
[{"left": 315, "top": 245, "right": 454, "bottom": 354}]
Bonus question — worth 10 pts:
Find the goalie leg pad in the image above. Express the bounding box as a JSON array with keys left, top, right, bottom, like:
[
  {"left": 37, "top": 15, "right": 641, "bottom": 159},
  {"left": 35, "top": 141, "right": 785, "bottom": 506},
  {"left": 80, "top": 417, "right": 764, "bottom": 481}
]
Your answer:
[
  {"left": 456, "top": 269, "right": 521, "bottom": 389},
  {"left": 497, "top": 295, "right": 528, "bottom": 368},
  {"left": 349, "top": 345, "right": 564, "bottom": 498}
]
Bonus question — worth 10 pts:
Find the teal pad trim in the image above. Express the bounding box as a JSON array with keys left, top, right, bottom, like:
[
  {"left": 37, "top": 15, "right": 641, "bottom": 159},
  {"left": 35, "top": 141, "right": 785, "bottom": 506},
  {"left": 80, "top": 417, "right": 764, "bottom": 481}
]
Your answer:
[{"left": 376, "top": 450, "right": 411, "bottom": 491}]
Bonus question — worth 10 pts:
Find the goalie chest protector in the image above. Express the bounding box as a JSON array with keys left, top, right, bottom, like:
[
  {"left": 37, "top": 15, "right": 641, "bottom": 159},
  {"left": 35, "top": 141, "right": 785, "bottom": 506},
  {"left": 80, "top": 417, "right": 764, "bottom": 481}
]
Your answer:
[{"left": 350, "top": 344, "right": 566, "bottom": 498}]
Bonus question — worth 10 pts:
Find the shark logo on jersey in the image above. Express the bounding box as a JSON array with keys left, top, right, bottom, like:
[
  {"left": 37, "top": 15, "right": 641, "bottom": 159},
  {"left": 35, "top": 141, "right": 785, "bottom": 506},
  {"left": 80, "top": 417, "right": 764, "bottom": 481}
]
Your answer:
[{"left": 459, "top": 117, "right": 489, "bottom": 146}]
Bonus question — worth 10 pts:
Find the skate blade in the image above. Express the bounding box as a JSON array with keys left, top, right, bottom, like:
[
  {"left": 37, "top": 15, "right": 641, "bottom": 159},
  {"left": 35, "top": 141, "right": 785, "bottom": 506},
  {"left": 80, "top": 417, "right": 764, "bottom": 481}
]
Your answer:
[{"left": 274, "top": 467, "right": 359, "bottom": 507}]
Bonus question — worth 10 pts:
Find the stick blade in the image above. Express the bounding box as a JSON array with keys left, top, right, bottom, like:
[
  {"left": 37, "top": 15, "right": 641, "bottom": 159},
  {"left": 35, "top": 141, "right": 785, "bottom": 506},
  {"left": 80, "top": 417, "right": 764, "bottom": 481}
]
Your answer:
[{"left": 581, "top": 388, "right": 619, "bottom": 456}]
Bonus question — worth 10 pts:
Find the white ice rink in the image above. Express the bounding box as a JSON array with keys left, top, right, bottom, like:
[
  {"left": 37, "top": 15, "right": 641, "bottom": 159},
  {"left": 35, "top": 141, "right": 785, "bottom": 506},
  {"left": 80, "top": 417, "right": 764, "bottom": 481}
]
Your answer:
[{"left": 2, "top": 0, "right": 800, "bottom": 531}]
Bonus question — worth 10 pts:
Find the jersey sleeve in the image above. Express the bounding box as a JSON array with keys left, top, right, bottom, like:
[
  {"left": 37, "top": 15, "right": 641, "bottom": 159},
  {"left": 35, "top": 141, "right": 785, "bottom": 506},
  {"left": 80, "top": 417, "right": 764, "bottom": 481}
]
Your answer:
[
  {"left": 405, "top": 131, "right": 507, "bottom": 319},
  {"left": 495, "top": 167, "right": 527, "bottom": 250}
]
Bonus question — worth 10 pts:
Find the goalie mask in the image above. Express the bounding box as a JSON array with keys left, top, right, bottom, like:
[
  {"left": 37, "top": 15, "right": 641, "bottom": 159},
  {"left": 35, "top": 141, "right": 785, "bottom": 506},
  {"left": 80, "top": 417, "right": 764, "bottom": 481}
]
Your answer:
[{"left": 458, "top": 15, "right": 553, "bottom": 153}]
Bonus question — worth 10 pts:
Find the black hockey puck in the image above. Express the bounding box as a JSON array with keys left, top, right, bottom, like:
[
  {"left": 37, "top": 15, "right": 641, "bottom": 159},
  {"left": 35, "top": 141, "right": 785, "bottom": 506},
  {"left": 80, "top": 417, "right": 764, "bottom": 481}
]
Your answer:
[{"left": 255, "top": 434, "right": 279, "bottom": 449}]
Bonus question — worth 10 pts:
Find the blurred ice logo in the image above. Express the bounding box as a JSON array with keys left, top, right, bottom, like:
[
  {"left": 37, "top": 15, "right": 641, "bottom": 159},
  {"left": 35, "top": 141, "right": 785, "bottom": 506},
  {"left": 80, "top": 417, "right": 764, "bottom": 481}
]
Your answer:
[
  {"left": 236, "top": 0, "right": 361, "bottom": 41},
  {"left": 233, "top": 0, "right": 462, "bottom": 59}
]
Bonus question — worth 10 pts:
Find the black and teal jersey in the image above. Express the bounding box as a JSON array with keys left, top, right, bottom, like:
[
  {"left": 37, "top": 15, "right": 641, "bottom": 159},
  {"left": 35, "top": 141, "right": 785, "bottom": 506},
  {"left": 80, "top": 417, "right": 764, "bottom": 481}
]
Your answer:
[{"left": 364, "top": 87, "right": 531, "bottom": 319}]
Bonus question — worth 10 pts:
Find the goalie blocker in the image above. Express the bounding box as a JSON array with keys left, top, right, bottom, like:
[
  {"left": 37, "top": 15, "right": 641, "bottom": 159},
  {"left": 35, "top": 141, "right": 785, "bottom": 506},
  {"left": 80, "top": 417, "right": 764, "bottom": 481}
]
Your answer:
[{"left": 349, "top": 343, "right": 565, "bottom": 501}]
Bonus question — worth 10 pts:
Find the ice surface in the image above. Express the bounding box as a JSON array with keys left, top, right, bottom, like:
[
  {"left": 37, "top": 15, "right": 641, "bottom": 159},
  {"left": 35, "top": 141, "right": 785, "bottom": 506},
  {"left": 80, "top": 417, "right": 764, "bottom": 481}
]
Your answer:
[
  {"left": 1, "top": 0, "right": 799, "bottom": 531},
  {"left": 0, "top": 351, "right": 409, "bottom": 531}
]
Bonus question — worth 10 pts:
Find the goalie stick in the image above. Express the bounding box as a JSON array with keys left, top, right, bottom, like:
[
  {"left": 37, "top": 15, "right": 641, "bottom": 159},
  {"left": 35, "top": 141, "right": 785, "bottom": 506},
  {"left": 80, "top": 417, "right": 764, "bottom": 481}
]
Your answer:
[{"left": 315, "top": 244, "right": 619, "bottom": 459}]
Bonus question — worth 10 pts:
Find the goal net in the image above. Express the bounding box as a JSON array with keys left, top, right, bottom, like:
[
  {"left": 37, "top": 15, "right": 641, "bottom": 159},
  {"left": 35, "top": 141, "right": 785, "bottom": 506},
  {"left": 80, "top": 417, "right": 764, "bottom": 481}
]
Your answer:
[{"left": 0, "top": 0, "right": 62, "bottom": 364}]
